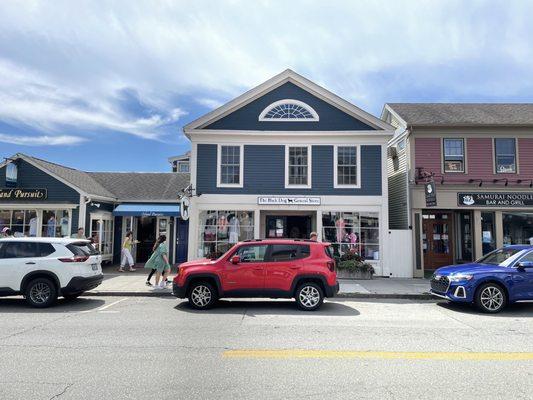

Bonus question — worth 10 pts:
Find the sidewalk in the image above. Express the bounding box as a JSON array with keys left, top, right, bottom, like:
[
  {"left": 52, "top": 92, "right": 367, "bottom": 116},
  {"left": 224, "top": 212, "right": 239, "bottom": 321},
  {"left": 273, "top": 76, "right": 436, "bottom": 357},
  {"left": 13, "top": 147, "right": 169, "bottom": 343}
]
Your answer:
[{"left": 87, "top": 266, "right": 434, "bottom": 299}]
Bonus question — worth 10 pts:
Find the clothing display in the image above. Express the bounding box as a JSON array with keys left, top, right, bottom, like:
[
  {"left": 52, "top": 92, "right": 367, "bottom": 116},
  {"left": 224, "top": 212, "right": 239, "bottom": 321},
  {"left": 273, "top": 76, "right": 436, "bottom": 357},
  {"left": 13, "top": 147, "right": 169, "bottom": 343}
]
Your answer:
[
  {"left": 46, "top": 217, "right": 56, "bottom": 237},
  {"left": 228, "top": 216, "right": 240, "bottom": 244},
  {"left": 29, "top": 217, "right": 37, "bottom": 237},
  {"left": 60, "top": 217, "right": 69, "bottom": 237},
  {"left": 335, "top": 218, "right": 346, "bottom": 243}
]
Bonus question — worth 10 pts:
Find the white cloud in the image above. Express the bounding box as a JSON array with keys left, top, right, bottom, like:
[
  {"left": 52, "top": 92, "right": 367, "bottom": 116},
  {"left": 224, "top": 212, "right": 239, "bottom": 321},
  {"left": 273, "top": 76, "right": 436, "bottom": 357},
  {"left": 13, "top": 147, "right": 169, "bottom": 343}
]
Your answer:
[
  {"left": 0, "top": 133, "right": 87, "bottom": 146},
  {"left": 0, "top": 0, "right": 531, "bottom": 142}
]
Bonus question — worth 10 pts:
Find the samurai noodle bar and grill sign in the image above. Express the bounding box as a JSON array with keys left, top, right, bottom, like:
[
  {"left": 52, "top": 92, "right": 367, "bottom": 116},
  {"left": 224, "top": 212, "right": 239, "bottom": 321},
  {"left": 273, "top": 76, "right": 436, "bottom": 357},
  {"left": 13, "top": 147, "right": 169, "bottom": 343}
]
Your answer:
[
  {"left": 458, "top": 192, "right": 533, "bottom": 207},
  {"left": 0, "top": 188, "right": 47, "bottom": 200}
]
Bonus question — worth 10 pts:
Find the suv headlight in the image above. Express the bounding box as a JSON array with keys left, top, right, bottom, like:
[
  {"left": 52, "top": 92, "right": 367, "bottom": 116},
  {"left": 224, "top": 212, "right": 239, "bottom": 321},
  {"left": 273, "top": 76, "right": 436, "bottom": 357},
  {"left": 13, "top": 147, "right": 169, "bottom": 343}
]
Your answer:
[{"left": 449, "top": 273, "right": 474, "bottom": 282}]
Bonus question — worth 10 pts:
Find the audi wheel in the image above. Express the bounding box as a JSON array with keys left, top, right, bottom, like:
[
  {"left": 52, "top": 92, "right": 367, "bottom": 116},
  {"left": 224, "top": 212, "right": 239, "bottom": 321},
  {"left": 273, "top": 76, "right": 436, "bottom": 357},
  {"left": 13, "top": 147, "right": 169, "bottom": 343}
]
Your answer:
[{"left": 475, "top": 283, "right": 507, "bottom": 313}]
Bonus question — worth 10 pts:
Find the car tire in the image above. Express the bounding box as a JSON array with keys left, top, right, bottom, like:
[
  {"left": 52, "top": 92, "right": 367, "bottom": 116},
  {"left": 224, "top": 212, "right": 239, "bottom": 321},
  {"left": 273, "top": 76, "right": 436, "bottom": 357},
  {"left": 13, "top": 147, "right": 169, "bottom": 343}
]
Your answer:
[
  {"left": 188, "top": 281, "right": 217, "bottom": 310},
  {"left": 475, "top": 282, "right": 507, "bottom": 313},
  {"left": 24, "top": 278, "right": 58, "bottom": 308},
  {"left": 295, "top": 282, "right": 324, "bottom": 311},
  {"left": 63, "top": 292, "right": 84, "bottom": 301}
]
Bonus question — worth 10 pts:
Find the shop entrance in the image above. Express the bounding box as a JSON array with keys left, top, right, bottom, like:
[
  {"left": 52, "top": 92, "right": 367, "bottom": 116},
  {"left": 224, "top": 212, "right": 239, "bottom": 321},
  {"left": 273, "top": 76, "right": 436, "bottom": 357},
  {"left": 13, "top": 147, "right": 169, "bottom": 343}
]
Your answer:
[
  {"left": 136, "top": 217, "right": 157, "bottom": 263},
  {"left": 422, "top": 211, "right": 454, "bottom": 271},
  {"left": 265, "top": 215, "right": 313, "bottom": 239}
]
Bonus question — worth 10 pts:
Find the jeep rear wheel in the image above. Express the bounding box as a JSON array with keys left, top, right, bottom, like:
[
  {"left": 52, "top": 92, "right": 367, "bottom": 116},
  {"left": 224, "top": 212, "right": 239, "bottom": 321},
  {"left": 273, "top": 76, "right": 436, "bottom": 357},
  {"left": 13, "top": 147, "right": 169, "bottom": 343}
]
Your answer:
[
  {"left": 188, "top": 281, "right": 217, "bottom": 310},
  {"left": 24, "top": 278, "right": 57, "bottom": 308},
  {"left": 475, "top": 283, "right": 507, "bottom": 313},
  {"left": 295, "top": 282, "right": 324, "bottom": 311}
]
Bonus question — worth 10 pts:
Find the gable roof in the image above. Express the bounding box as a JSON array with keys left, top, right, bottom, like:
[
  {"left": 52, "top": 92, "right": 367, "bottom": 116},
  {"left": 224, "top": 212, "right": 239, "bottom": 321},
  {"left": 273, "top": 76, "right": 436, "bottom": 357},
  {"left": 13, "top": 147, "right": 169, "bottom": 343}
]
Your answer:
[
  {"left": 1, "top": 154, "right": 190, "bottom": 202},
  {"left": 184, "top": 69, "right": 393, "bottom": 134},
  {"left": 384, "top": 103, "right": 533, "bottom": 127}
]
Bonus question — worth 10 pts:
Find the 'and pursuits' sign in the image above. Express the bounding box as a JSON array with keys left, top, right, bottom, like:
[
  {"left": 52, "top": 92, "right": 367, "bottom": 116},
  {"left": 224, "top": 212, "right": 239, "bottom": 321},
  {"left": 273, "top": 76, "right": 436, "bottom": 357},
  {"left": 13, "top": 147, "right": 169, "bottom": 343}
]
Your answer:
[
  {"left": 458, "top": 192, "right": 533, "bottom": 207},
  {"left": 0, "top": 188, "right": 47, "bottom": 200}
]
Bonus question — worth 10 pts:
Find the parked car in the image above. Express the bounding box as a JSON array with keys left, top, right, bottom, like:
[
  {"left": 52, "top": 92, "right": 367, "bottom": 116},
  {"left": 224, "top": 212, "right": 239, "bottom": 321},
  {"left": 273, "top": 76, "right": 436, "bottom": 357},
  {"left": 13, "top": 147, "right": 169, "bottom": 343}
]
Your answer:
[
  {"left": 430, "top": 245, "right": 533, "bottom": 313},
  {"left": 173, "top": 239, "right": 339, "bottom": 311},
  {"left": 0, "top": 237, "right": 103, "bottom": 307}
]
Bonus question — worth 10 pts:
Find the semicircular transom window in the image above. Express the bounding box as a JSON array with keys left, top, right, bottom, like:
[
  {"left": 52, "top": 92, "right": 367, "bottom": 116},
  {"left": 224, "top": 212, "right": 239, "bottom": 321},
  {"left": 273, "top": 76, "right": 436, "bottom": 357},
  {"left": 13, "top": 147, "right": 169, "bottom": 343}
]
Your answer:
[{"left": 259, "top": 99, "right": 319, "bottom": 122}]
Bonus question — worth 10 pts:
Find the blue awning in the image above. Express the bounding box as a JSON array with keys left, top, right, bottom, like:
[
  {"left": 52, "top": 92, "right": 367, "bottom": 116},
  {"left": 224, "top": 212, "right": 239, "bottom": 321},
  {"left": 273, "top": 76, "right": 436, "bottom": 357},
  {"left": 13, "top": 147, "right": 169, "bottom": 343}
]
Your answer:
[{"left": 113, "top": 204, "right": 180, "bottom": 217}]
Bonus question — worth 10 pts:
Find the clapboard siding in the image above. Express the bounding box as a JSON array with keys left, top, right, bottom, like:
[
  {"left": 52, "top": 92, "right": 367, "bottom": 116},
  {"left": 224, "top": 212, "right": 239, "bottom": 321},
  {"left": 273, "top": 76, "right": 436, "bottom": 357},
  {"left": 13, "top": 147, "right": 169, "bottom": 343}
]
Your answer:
[
  {"left": 204, "top": 82, "right": 375, "bottom": 131},
  {"left": 387, "top": 147, "right": 408, "bottom": 229},
  {"left": 196, "top": 144, "right": 382, "bottom": 195}
]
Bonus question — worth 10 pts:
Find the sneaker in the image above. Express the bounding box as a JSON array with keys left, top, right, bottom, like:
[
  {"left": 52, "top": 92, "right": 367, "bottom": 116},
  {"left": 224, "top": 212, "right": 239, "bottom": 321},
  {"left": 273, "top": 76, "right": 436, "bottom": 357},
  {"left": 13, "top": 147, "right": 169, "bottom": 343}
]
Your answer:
[
  {"left": 159, "top": 282, "right": 166, "bottom": 289},
  {"left": 145, "top": 281, "right": 152, "bottom": 287},
  {"left": 152, "top": 285, "right": 162, "bottom": 290}
]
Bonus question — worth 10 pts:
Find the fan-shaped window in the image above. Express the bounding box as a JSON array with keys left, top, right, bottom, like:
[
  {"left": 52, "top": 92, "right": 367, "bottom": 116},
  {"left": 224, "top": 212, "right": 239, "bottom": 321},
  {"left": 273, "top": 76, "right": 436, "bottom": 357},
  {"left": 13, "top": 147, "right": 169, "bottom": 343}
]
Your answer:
[{"left": 259, "top": 99, "right": 319, "bottom": 122}]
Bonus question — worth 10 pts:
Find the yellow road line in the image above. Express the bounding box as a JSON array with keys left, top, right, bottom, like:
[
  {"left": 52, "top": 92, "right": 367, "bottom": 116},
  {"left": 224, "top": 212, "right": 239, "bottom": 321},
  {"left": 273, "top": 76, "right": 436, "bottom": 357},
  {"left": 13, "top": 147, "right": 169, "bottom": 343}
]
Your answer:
[{"left": 223, "top": 350, "right": 533, "bottom": 361}]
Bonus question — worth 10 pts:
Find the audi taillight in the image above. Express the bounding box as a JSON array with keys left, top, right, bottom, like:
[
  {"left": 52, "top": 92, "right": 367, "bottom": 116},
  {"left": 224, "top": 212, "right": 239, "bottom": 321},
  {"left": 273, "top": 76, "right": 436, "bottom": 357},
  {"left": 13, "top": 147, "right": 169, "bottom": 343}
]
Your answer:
[{"left": 58, "top": 256, "right": 89, "bottom": 263}]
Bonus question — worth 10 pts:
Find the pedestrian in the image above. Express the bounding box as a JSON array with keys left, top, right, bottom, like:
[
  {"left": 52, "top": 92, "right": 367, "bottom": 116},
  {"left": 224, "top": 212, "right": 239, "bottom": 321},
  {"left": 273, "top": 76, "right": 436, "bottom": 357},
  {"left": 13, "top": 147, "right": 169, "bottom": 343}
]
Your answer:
[
  {"left": 72, "top": 227, "right": 86, "bottom": 239},
  {"left": 1, "top": 227, "right": 13, "bottom": 238},
  {"left": 144, "top": 235, "right": 171, "bottom": 289},
  {"left": 309, "top": 231, "right": 318, "bottom": 241},
  {"left": 119, "top": 231, "right": 136, "bottom": 272}
]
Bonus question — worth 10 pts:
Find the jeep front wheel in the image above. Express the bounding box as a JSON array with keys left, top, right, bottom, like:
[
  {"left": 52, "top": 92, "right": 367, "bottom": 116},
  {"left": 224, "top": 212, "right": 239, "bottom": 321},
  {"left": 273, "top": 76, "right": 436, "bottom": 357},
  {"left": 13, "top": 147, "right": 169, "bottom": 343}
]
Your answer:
[
  {"left": 188, "top": 282, "right": 217, "bottom": 310},
  {"left": 295, "top": 282, "right": 324, "bottom": 311}
]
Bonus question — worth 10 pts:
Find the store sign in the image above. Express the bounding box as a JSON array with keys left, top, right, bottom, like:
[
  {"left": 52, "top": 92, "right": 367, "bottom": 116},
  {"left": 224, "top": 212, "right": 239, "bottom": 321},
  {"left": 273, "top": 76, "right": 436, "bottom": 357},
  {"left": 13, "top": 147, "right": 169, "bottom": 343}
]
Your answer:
[
  {"left": 257, "top": 196, "right": 321, "bottom": 205},
  {"left": 458, "top": 192, "right": 533, "bottom": 207},
  {"left": 180, "top": 196, "right": 190, "bottom": 220},
  {"left": 5, "top": 163, "right": 17, "bottom": 187},
  {"left": 0, "top": 188, "right": 47, "bottom": 200},
  {"left": 425, "top": 181, "right": 437, "bottom": 207}
]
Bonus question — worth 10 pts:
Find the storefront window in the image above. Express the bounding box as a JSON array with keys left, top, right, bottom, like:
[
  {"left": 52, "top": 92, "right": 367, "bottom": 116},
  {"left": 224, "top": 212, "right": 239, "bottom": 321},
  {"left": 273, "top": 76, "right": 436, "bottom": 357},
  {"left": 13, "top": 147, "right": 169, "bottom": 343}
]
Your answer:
[
  {"left": 0, "top": 210, "right": 38, "bottom": 237},
  {"left": 198, "top": 210, "right": 254, "bottom": 258},
  {"left": 322, "top": 212, "right": 380, "bottom": 260},
  {"left": 90, "top": 215, "right": 114, "bottom": 258},
  {"left": 503, "top": 213, "right": 533, "bottom": 245},
  {"left": 42, "top": 210, "right": 71, "bottom": 237},
  {"left": 481, "top": 212, "right": 496, "bottom": 255}
]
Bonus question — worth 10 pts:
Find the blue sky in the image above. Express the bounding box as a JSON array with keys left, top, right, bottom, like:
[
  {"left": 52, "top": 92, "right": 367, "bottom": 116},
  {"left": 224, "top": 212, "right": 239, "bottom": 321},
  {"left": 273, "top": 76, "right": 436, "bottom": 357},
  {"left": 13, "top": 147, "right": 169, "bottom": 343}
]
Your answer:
[{"left": 0, "top": 0, "right": 532, "bottom": 172}]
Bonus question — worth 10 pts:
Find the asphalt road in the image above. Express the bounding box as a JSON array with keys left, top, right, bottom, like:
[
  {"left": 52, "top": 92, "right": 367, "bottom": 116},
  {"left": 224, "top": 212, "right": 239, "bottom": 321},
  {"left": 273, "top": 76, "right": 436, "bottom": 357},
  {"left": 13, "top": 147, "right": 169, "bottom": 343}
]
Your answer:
[{"left": 0, "top": 296, "right": 532, "bottom": 400}]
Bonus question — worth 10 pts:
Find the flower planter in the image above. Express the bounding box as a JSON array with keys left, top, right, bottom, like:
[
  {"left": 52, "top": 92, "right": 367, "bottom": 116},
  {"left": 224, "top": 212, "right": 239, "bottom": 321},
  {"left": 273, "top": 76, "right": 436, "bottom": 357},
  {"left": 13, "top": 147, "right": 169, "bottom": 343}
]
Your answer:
[{"left": 336, "top": 269, "right": 373, "bottom": 280}]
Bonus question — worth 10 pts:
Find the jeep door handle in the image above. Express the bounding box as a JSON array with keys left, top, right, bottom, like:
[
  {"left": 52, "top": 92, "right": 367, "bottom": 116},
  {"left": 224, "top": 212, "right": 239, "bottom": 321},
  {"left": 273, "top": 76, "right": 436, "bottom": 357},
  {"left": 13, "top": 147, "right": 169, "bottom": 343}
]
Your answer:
[
  {"left": 253, "top": 267, "right": 263, "bottom": 270},
  {"left": 25, "top": 262, "right": 36, "bottom": 265}
]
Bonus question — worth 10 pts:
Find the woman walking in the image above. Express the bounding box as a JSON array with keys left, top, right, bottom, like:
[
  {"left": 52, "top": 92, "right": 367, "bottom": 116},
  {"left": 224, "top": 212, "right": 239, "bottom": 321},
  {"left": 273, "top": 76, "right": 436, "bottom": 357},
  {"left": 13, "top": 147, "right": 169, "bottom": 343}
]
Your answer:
[
  {"left": 144, "top": 235, "right": 171, "bottom": 289},
  {"left": 119, "top": 231, "right": 137, "bottom": 272}
]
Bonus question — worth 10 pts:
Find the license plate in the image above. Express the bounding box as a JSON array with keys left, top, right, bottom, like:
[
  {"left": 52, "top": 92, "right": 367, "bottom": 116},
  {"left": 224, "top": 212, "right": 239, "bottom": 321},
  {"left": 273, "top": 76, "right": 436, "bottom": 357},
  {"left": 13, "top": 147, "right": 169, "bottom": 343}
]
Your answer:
[{"left": 91, "top": 264, "right": 98, "bottom": 271}]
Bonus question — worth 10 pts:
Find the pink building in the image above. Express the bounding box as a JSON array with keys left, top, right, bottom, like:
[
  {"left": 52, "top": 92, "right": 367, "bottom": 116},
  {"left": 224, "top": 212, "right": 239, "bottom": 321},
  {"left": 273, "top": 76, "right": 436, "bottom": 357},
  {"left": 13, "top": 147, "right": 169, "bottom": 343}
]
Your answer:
[{"left": 383, "top": 104, "right": 533, "bottom": 277}]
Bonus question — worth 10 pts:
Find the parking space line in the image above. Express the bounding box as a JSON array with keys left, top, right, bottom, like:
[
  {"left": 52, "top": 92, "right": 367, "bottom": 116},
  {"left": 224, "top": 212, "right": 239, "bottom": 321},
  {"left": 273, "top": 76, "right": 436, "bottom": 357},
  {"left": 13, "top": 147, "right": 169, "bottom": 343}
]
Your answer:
[
  {"left": 98, "top": 298, "right": 127, "bottom": 311},
  {"left": 223, "top": 349, "right": 533, "bottom": 361}
]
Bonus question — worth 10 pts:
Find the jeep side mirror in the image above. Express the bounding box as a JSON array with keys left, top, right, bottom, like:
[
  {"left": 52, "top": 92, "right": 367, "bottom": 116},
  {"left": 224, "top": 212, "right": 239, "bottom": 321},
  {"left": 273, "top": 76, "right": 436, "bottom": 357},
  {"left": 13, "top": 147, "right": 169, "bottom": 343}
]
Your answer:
[
  {"left": 517, "top": 261, "right": 533, "bottom": 270},
  {"left": 230, "top": 255, "right": 240, "bottom": 265}
]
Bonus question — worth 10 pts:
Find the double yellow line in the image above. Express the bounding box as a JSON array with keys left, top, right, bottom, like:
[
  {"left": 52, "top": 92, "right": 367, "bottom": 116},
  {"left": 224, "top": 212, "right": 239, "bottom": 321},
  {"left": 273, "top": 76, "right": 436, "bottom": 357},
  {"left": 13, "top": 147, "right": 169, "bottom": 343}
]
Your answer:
[{"left": 223, "top": 349, "right": 533, "bottom": 361}]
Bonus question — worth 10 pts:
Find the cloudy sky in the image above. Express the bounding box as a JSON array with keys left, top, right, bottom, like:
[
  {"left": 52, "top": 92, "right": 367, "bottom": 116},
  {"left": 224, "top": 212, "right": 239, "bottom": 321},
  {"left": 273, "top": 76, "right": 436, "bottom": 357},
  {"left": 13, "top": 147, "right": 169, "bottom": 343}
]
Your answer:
[{"left": 1, "top": 0, "right": 532, "bottom": 171}]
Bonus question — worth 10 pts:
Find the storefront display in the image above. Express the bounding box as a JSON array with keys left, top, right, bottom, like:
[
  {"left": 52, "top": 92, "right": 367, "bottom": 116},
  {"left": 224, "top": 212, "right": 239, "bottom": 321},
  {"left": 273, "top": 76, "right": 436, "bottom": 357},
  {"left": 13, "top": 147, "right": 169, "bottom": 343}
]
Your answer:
[
  {"left": 0, "top": 209, "right": 70, "bottom": 238},
  {"left": 198, "top": 210, "right": 254, "bottom": 258},
  {"left": 503, "top": 212, "right": 533, "bottom": 245},
  {"left": 322, "top": 212, "right": 380, "bottom": 260}
]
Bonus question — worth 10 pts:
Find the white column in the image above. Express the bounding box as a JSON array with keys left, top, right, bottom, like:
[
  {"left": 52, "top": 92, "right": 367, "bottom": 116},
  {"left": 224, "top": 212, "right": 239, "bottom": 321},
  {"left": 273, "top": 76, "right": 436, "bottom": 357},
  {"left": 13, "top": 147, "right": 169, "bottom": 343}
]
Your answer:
[
  {"left": 78, "top": 195, "right": 86, "bottom": 230},
  {"left": 316, "top": 210, "right": 323, "bottom": 241},
  {"left": 254, "top": 209, "right": 260, "bottom": 239}
]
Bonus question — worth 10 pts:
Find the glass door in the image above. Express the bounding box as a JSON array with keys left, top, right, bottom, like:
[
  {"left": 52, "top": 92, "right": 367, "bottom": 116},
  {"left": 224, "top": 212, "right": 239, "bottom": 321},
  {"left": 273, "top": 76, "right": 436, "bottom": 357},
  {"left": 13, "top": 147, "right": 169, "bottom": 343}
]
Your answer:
[
  {"left": 422, "top": 212, "right": 454, "bottom": 270},
  {"left": 90, "top": 213, "right": 114, "bottom": 262}
]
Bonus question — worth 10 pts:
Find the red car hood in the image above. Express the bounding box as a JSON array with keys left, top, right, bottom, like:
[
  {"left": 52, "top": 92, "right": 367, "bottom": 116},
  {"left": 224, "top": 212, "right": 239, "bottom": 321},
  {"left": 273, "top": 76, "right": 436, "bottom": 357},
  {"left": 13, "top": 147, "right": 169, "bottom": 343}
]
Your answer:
[{"left": 179, "top": 258, "right": 217, "bottom": 268}]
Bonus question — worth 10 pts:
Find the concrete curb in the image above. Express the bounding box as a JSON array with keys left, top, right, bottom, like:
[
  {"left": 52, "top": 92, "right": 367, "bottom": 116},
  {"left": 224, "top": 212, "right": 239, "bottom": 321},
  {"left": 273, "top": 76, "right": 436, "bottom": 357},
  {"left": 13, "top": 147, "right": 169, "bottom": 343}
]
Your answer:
[{"left": 84, "top": 291, "right": 436, "bottom": 300}]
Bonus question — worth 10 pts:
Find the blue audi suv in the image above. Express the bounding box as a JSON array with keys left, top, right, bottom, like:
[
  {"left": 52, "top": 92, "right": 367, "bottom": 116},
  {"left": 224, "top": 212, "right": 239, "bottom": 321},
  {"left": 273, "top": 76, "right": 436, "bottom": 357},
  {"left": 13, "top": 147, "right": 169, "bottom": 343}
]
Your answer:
[{"left": 430, "top": 245, "right": 533, "bottom": 313}]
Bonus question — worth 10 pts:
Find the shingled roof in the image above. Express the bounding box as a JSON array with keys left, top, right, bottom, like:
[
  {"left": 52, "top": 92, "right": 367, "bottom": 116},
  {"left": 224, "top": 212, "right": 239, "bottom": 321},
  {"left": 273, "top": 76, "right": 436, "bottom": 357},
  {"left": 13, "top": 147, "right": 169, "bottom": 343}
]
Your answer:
[
  {"left": 4, "top": 154, "right": 189, "bottom": 201},
  {"left": 386, "top": 103, "right": 533, "bottom": 126}
]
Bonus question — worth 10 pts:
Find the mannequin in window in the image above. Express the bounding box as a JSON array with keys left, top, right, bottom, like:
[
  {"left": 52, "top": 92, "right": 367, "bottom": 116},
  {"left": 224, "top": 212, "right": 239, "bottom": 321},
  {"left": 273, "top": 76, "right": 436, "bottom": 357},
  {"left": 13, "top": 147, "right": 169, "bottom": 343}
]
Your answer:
[
  {"left": 29, "top": 216, "right": 37, "bottom": 237},
  {"left": 228, "top": 214, "right": 240, "bottom": 244},
  {"left": 240, "top": 212, "right": 253, "bottom": 240},
  {"left": 335, "top": 217, "right": 346, "bottom": 243},
  {"left": 217, "top": 214, "right": 228, "bottom": 239},
  {"left": 60, "top": 215, "right": 69, "bottom": 237},
  {"left": 46, "top": 215, "right": 56, "bottom": 237}
]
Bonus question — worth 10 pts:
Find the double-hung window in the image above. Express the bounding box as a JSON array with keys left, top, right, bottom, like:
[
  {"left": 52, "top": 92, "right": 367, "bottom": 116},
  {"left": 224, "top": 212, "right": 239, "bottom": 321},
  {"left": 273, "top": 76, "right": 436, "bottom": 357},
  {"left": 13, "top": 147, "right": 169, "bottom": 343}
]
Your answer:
[
  {"left": 443, "top": 139, "right": 465, "bottom": 173},
  {"left": 334, "top": 145, "right": 359, "bottom": 187},
  {"left": 494, "top": 138, "right": 517, "bottom": 173},
  {"left": 286, "top": 145, "right": 311, "bottom": 188},
  {"left": 217, "top": 145, "right": 243, "bottom": 187}
]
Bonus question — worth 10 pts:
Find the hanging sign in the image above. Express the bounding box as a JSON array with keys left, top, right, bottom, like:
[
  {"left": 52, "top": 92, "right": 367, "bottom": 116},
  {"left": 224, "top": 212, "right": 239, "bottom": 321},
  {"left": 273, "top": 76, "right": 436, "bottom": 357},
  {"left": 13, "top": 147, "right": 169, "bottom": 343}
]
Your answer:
[
  {"left": 458, "top": 192, "right": 533, "bottom": 207},
  {"left": 180, "top": 196, "right": 190, "bottom": 220},
  {"left": 0, "top": 188, "right": 47, "bottom": 200},
  {"left": 5, "top": 163, "right": 17, "bottom": 187},
  {"left": 424, "top": 181, "right": 437, "bottom": 207},
  {"left": 257, "top": 196, "right": 321, "bottom": 206}
]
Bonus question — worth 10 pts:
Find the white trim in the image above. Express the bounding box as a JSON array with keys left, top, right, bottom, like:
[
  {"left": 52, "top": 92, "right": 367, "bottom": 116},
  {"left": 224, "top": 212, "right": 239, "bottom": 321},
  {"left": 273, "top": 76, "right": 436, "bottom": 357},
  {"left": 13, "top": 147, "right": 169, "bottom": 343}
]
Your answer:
[
  {"left": 183, "top": 69, "right": 393, "bottom": 134},
  {"left": 189, "top": 129, "right": 393, "bottom": 138},
  {"left": 442, "top": 138, "right": 466, "bottom": 174},
  {"left": 493, "top": 137, "right": 518, "bottom": 174},
  {"left": 333, "top": 145, "right": 361, "bottom": 189},
  {"left": 285, "top": 145, "right": 312, "bottom": 189},
  {"left": 0, "top": 203, "right": 77, "bottom": 210},
  {"left": 258, "top": 99, "right": 319, "bottom": 122},
  {"left": 216, "top": 144, "right": 244, "bottom": 188}
]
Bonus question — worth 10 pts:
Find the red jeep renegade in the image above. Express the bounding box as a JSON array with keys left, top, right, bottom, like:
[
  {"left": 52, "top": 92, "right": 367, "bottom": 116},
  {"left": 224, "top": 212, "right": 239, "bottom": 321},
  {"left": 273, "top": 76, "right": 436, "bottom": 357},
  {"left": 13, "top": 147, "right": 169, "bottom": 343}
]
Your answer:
[{"left": 173, "top": 239, "right": 339, "bottom": 311}]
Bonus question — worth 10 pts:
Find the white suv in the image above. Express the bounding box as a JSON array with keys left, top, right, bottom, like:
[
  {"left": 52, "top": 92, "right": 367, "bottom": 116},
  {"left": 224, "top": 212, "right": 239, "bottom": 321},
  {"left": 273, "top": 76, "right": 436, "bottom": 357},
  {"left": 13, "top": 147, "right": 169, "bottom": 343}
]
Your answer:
[{"left": 0, "top": 237, "right": 103, "bottom": 307}]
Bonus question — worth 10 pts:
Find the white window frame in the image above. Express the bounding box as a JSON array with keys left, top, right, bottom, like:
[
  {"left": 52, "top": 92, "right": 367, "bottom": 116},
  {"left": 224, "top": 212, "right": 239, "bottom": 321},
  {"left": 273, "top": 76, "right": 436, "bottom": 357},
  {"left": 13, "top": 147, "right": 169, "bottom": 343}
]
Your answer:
[
  {"left": 285, "top": 145, "right": 312, "bottom": 189},
  {"left": 177, "top": 161, "right": 190, "bottom": 173},
  {"left": 333, "top": 145, "right": 361, "bottom": 189},
  {"left": 259, "top": 99, "right": 319, "bottom": 122},
  {"left": 442, "top": 138, "right": 465, "bottom": 173},
  {"left": 217, "top": 144, "right": 244, "bottom": 188},
  {"left": 493, "top": 137, "right": 518, "bottom": 174}
]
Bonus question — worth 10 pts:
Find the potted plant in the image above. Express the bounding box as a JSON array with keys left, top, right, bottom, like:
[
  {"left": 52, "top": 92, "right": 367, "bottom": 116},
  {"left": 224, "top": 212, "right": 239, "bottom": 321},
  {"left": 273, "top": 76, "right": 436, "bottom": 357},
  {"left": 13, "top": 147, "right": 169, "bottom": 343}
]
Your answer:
[{"left": 335, "top": 249, "right": 375, "bottom": 279}]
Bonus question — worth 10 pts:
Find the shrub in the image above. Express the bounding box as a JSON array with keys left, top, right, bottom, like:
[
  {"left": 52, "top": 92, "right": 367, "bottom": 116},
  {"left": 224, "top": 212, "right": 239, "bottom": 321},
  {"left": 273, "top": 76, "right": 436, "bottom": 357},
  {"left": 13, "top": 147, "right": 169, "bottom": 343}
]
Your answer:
[{"left": 336, "top": 259, "right": 375, "bottom": 274}]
